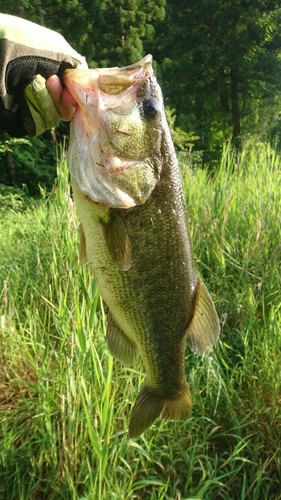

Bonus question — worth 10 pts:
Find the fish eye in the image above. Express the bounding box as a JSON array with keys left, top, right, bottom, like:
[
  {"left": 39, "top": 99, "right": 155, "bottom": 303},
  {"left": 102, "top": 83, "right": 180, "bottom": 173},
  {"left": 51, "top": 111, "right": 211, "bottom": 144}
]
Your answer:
[{"left": 142, "top": 99, "right": 159, "bottom": 119}]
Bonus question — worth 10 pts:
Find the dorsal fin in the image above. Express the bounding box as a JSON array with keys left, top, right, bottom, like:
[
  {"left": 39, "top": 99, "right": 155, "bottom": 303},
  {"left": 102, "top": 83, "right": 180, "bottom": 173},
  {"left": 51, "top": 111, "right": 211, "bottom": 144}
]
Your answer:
[{"left": 186, "top": 277, "right": 220, "bottom": 355}]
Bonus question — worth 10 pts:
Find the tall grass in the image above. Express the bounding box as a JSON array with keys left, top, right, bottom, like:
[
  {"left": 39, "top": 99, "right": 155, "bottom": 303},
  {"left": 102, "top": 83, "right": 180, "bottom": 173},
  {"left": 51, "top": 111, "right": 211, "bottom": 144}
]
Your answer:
[{"left": 0, "top": 143, "right": 280, "bottom": 499}]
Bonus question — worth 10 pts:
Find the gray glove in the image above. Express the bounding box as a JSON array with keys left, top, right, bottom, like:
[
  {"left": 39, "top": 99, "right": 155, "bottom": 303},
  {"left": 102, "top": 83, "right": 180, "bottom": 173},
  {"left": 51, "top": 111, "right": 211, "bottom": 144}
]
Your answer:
[{"left": 0, "top": 13, "right": 86, "bottom": 136}]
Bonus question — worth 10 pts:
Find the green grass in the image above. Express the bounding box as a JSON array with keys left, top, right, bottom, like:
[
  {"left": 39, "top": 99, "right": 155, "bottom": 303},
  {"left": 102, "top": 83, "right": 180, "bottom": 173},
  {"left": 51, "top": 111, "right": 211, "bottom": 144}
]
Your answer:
[{"left": 0, "top": 142, "right": 280, "bottom": 499}]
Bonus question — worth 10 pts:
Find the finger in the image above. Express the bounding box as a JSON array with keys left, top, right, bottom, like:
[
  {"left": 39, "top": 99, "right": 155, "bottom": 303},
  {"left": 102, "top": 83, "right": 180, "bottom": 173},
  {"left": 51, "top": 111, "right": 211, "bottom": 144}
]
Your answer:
[
  {"left": 46, "top": 75, "right": 76, "bottom": 121},
  {"left": 61, "top": 87, "right": 77, "bottom": 106}
]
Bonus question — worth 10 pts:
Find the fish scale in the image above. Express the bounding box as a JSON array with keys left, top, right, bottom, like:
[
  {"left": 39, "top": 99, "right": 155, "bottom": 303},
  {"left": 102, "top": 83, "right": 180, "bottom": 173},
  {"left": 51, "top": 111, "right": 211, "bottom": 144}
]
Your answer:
[{"left": 113, "top": 134, "right": 197, "bottom": 388}]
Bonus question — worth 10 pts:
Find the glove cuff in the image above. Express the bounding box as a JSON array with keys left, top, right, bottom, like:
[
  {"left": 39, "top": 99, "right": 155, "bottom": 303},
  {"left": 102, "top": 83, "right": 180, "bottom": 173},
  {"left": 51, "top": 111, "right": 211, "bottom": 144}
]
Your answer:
[{"left": 23, "top": 74, "right": 61, "bottom": 136}]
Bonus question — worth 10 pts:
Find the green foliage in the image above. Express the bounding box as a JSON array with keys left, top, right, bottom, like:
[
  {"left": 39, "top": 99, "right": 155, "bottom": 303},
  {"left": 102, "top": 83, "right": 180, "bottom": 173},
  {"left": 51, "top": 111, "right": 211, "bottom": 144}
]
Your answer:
[
  {"left": 1, "top": 0, "right": 166, "bottom": 67},
  {"left": 0, "top": 144, "right": 280, "bottom": 499},
  {"left": 165, "top": 108, "right": 199, "bottom": 152},
  {"left": 0, "top": 132, "right": 57, "bottom": 195},
  {"left": 0, "top": 183, "right": 36, "bottom": 213},
  {"left": 0, "top": 135, "right": 30, "bottom": 154},
  {"left": 149, "top": 0, "right": 281, "bottom": 151}
]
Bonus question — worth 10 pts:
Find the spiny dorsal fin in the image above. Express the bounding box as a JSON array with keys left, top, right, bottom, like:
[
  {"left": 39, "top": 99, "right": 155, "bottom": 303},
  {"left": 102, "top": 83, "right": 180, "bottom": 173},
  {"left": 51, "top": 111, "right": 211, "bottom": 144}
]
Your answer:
[
  {"left": 186, "top": 277, "right": 220, "bottom": 355},
  {"left": 101, "top": 209, "right": 132, "bottom": 271},
  {"left": 79, "top": 223, "right": 87, "bottom": 264},
  {"left": 106, "top": 314, "right": 139, "bottom": 367}
]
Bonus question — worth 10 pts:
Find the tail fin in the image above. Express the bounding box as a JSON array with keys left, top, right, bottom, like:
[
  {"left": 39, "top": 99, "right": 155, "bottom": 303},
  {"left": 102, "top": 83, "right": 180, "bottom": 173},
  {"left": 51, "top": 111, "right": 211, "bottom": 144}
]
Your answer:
[
  {"left": 129, "top": 382, "right": 192, "bottom": 438},
  {"left": 161, "top": 382, "right": 192, "bottom": 420}
]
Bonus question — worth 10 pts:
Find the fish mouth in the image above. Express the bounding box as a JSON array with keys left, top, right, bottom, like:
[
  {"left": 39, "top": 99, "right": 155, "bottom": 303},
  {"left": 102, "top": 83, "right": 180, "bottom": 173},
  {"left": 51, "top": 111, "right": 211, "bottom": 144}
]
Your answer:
[
  {"left": 63, "top": 54, "right": 153, "bottom": 107},
  {"left": 98, "top": 54, "right": 153, "bottom": 94},
  {"left": 65, "top": 53, "right": 153, "bottom": 78}
]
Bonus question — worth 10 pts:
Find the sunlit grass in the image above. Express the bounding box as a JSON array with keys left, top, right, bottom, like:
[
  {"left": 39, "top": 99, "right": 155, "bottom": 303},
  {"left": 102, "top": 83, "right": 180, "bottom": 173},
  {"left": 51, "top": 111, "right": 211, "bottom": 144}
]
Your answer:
[{"left": 0, "top": 143, "right": 280, "bottom": 499}]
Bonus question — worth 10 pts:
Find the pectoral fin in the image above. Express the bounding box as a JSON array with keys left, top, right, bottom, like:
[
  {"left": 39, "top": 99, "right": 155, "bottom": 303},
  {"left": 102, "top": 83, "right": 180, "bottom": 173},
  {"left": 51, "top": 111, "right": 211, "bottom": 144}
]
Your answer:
[
  {"left": 186, "top": 277, "right": 220, "bottom": 355},
  {"left": 106, "top": 314, "right": 139, "bottom": 367},
  {"left": 101, "top": 209, "right": 132, "bottom": 271}
]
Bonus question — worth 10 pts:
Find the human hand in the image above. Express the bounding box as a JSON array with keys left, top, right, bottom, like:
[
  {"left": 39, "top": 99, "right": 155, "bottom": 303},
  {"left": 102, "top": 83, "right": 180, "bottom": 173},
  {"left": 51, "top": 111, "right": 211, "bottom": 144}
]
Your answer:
[{"left": 0, "top": 13, "right": 87, "bottom": 137}]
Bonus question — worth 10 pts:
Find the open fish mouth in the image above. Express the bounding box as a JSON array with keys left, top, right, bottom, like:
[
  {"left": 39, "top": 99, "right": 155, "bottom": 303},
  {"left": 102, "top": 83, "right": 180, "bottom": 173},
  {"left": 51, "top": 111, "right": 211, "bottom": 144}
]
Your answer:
[{"left": 63, "top": 55, "right": 162, "bottom": 208}]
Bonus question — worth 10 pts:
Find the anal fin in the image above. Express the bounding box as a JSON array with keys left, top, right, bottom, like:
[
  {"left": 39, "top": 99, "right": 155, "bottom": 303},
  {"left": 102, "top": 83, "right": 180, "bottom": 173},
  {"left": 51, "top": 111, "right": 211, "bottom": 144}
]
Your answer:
[
  {"left": 106, "top": 314, "right": 139, "bottom": 367},
  {"left": 186, "top": 277, "right": 220, "bottom": 355},
  {"left": 101, "top": 209, "right": 132, "bottom": 271}
]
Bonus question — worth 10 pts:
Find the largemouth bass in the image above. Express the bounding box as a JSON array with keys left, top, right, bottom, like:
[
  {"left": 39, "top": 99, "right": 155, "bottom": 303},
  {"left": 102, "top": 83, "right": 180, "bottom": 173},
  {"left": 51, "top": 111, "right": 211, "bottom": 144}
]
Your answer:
[{"left": 63, "top": 55, "right": 220, "bottom": 438}]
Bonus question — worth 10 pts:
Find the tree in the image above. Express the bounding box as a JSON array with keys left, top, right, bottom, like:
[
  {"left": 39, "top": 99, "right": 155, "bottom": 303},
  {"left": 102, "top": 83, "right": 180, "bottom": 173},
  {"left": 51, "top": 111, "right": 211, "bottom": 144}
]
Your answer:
[
  {"left": 0, "top": 0, "right": 165, "bottom": 67},
  {"left": 149, "top": 0, "right": 281, "bottom": 151}
]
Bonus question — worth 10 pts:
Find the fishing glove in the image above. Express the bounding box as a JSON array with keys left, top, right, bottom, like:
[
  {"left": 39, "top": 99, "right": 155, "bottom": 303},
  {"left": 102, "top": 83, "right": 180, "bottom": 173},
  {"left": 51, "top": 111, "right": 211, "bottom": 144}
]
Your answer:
[{"left": 0, "top": 13, "right": 86, "bottom": 137}]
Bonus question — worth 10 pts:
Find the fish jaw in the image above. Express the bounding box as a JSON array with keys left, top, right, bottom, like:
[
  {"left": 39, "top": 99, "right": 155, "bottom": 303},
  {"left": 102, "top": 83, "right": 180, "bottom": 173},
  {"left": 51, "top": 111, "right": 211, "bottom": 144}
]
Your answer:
[{"left": 63, "top": 55, "right": 162, "bottom": 208}]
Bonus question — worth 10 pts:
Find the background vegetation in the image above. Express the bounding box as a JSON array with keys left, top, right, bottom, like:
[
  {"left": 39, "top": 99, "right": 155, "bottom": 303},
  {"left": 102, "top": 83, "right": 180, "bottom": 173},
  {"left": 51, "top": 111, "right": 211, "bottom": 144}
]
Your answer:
[
  {"left": 2, "top": 0, "right": 281, "bottom": 189},
  {"left": 0, "top": 146, "right": 280, "bottom": 499}
]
